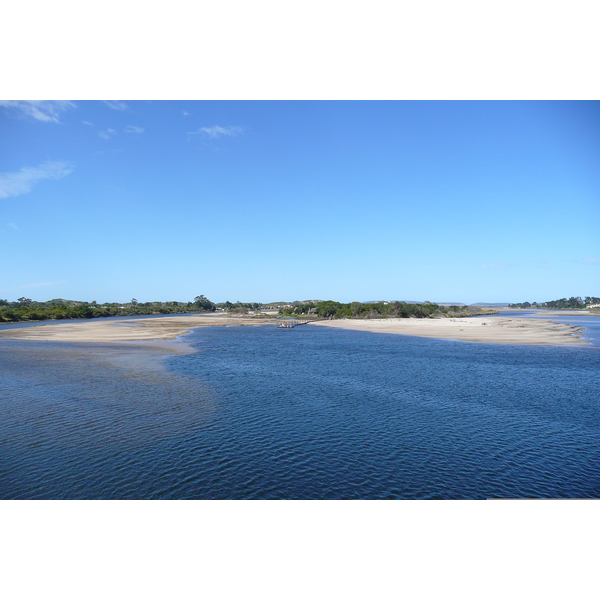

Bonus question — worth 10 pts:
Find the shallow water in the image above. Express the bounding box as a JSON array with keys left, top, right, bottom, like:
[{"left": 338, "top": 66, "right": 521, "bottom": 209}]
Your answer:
[{"left": 1, "top": 314, "right": 599, "bottom": 499}]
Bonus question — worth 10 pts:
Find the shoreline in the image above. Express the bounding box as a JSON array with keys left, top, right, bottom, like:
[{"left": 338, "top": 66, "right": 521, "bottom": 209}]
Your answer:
[
  {"left": 310, "top": 316, "right": 588, "bottom": 345},
  {"left": 0, "top": 313, "right": 589, "bottom": 346},
  {"left": 0, "top": 314, "right": 279, "bottom": 343},
  {"left": 508, "top": 309, "right": 598, "bottom": 316}
]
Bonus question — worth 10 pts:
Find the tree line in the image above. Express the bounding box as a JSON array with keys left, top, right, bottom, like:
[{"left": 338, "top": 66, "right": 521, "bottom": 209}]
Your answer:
[
  {"left": 279, "top": 301, "right": 496, "bottom": 319},
  {"left": 508, "top": 296, "right": 600, "bottom": 309},
  {"left": 215, "top": 301, "right": 262, "bottom": 313},
  {"left": 0, "top": 295, "right": 503, "bottom": 324},
  {"left": 0, "top": 295, "right": 216, "bottom": 323}
]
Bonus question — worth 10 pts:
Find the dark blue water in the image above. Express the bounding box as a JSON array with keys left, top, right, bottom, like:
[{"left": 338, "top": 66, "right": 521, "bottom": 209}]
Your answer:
[{"left": 1, "top": 316, "right": 599, "bottom": 499}]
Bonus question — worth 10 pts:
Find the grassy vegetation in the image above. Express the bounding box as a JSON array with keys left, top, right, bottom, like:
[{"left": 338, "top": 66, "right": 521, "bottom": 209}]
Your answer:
[
  {"left": 0, "top": 296, "right": 501, "bottom": 325},
  {"left": 0, "top": 296, "right": 216, "bottom": 323},
  {"left": 279, "top": 301, "right": 497, "bottom": 319},
  {"left": 508, "top": 296, "right": 600, "bottom": 310}
]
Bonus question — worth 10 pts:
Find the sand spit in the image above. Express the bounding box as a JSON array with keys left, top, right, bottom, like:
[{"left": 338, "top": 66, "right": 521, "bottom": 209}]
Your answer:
[
  {"left": 310, "top": 316, "right": 588, "bottom": 345},
  {"left": 0, "top": 314, "right": 589, "bottom": 346},
  {"left": 525, "top": 310, "right": 596, "bottom": 317},
  {"left": 0, "top": 314, "right": 279, "bottom": 342}
]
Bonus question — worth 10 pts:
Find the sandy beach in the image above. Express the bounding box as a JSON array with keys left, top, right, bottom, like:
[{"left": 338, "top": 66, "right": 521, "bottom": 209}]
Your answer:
[
  {"left": 310, "top": 316, "right": 588, "bottom": 345},
  {"left": 0, "top": 314, "right": 278, "bottom": 342},
  {"left": 0, "top": 314, "right": 589, "bottom": 345}
]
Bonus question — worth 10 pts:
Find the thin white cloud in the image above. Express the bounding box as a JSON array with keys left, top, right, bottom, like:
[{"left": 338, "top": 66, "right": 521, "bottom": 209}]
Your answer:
[
  {"left": 182, "top": 110, "right": 190, "bottom": 116},
  {"left": 480, "top": 264, "right": 507, "bottom": 270},
  {"left": 103, "top": 100, "right": 127, "bottom": 110},
  {"left": 8, "top": 222, "right": 19, "bottom": 230},
  {"left": 0, "top": 161, "right": 73, "bottom": 200},
  {"left": 188, "top": 125, "right": 244, "bottom": 138},
  {"left": 98, "top": 128, "right": 117, "bottom": 140},
  {"left": 582, "top": 257, "right": 600, "bottom": 264},
  {"left": 83, "top": 120, "right": 94, "bottom": 126},
  {"left": 124, "top": 125, "right": 144, "bottom": 133},
  {"left": 0, "top": 281, "right": 63, "bottom": 293},
  {"left": 0, "top": 100, "right": 75, "bottom": 123}
]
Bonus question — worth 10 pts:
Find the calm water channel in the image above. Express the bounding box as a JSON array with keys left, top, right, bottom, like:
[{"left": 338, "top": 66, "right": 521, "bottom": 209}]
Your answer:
[{"left": 1, "top": 312, "right": 599, "bottom": 499}]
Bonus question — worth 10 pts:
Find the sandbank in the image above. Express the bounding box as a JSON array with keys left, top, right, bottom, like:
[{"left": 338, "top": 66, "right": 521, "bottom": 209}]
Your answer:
[
  {"left": 0, "top": 314, "right": 278, "bottom": 343},
  {"left": 310, "top": 316, "right": 588, "bottom": 345},
  {"left": 0, "top": 314, "right": 589, "bottom": 346},
  {"left": 524, "top": 309, "right": 597, "bottom": 317}
]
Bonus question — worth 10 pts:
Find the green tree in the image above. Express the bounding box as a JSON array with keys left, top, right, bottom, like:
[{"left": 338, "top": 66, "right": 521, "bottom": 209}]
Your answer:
[
  {"left": 316, "top": 301, "right": 342, "bottom": 318},
  {"left": 350, "top": 302, "right": 363, "bottom": 317},
  {"left": 193, "top": 295, "right": 216, "bottom": 311}
]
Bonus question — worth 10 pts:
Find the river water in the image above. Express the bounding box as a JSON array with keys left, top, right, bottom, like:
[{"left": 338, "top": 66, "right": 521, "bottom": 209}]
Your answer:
[{"left": 1, "top": 312, "right": 598, "bottom": 499}]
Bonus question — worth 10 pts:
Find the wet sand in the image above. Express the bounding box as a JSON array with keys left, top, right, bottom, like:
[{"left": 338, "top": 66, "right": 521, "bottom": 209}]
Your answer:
[
  {"left": 0, "top": 314, "right": 278, "bottom": 342},
  {"left": 0, "top": 314, "right": 589, "bottom": 345},
  {"left": 509, "top": 309, "right": 595, "bottom": 317},
  {"left": 310, "top": 316, "right": 588, "bottom": 345}
]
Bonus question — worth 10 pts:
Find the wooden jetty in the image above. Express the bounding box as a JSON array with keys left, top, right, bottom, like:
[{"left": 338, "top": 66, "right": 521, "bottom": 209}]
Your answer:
[{"left": 277, "top": 319, "right": 316, "bottom": 328}]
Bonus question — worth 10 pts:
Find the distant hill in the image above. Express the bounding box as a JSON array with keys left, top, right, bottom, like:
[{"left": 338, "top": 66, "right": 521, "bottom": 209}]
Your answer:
[
  {"left": 470, "top": 303, "right": 510, "bottom": 307},
  {"left": 366, "top": 300, "right": 474, "bottom": 306},
  {"left": 265, "top": 300, "right": 322, "bottom": 306},
  {"left": 436, "top": 302, "right": 467, "bottom": 306},
  {"left": 369, "top": 300, "right": 470, "bottom": 306}
]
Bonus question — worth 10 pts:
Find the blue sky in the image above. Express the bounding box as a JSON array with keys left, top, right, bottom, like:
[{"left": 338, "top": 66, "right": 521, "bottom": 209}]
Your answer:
[{"left": 1, "top": 100, "right": 598, "bottom": 304}]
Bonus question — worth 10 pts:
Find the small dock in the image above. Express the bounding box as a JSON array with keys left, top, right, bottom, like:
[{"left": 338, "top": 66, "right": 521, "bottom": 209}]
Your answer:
[{"left": 277, "top": 319, "right": 315, "bottom": 328}]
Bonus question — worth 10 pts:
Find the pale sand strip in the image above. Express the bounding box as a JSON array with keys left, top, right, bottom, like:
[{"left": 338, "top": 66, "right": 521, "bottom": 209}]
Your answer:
[
  {"left": 310, "top": 317, "right": 588, "bottom": 345},
  {"left": 0, "top": 314, "right": 588, "bottom": 346},
  {"left": 0, "top": 314, "right": 279, "bottom": 342}
]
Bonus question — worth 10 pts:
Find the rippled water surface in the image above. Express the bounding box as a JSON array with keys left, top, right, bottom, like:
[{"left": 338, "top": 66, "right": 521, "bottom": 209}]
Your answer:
[{"left": 1, "top": 315, "right": 599, "bottom": 499}]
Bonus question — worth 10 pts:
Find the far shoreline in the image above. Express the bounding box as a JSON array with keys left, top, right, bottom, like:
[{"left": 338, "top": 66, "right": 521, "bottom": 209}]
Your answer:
[{"left": 0, "top": 312, "right": 589, "bottom": 346}]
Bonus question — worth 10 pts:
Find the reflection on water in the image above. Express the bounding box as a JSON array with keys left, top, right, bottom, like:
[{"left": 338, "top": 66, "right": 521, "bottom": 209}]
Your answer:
[{"left": 1, "top": 315, "right": 599, "bottom": 499}]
